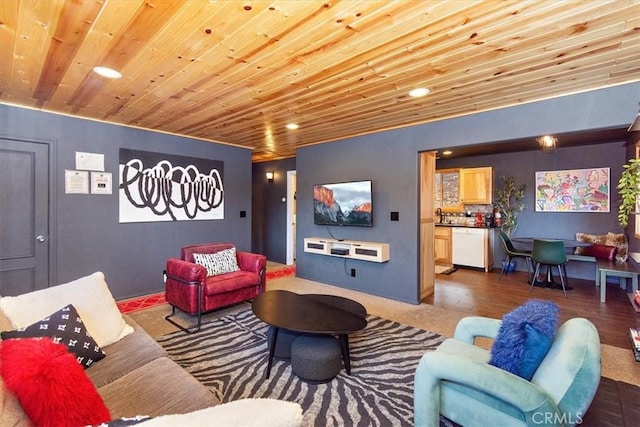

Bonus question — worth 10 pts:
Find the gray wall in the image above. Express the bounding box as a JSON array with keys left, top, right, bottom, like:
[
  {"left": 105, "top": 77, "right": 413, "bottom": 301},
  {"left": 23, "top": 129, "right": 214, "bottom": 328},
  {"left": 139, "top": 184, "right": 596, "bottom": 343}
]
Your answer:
[
  {"left": 1, "top": 104, "right": 253, "bottom": 300},
  {"left": 4, "top": 82, "right": 639, "bottom": 303},
  {"left": 252, "top": 158, "right": 297, "bottom": 263},
  {"left": 297, "top": 135, "right": 420, "bottom": 303},
  {"left": 295, "top": 82, "right": 640, "bottom": 304}
]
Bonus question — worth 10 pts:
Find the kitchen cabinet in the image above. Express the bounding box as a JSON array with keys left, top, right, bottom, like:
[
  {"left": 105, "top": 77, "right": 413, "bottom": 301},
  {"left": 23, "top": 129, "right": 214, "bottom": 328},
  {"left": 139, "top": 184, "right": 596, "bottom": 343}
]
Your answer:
[
  {"left": 460, "top": 167, "right": 493, "bottom": 204},
  {"left": 434, "top": 226, "right": 452, "bottom": 265},
  {"left": 434, "top": 168, "right": 462, "bottom": 212},
  {"left": 436, "top": 166, "right": 493, "bottom": 210}
]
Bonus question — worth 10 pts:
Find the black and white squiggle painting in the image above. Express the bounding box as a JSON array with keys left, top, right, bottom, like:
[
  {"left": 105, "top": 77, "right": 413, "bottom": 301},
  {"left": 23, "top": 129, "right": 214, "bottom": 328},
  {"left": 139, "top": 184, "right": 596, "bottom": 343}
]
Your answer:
[{"left": 119, "top": 149, "right": 224, "bottom": 223}]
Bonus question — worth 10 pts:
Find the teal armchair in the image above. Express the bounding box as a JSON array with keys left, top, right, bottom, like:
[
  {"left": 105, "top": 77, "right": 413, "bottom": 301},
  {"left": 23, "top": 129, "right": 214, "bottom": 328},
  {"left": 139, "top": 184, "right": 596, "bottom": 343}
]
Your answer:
[{"left": 414, "top": 316, "right": 601, "bottom": 426}]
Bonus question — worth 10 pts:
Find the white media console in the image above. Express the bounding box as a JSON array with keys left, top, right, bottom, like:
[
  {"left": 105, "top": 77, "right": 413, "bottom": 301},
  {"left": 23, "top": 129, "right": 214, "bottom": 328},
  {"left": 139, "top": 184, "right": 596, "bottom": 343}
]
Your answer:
[{"left": 303, "top": 237, "right": 390, "bottom": 263}]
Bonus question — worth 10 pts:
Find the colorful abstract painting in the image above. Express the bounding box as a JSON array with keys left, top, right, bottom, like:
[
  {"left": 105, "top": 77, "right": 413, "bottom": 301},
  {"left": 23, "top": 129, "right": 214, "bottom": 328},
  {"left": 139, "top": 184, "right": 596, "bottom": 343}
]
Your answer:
[{"left": 535, "top": 167, "right": 610, "bottom": 212}]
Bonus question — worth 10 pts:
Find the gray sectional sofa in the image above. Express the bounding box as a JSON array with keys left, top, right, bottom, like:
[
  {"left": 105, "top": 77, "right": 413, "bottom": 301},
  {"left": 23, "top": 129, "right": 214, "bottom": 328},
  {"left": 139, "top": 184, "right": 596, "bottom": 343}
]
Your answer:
[
  {"left": 0, "top": 272, "right": 218, "bottom": 425},
  {"left": 89, "top": 314, "right": 218, "bottom": 418}
]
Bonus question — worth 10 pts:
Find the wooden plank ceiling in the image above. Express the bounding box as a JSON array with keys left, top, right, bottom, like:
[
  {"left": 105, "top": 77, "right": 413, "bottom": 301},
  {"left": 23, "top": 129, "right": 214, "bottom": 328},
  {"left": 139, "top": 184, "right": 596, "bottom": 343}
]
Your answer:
[{"left": 1, "top": 0, "right": 639, "bottom": 162}]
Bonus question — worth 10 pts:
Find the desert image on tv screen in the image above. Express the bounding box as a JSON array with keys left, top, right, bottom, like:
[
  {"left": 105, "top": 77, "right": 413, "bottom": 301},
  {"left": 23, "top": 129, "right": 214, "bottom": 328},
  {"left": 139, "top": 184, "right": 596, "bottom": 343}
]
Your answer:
[{"left": 313, "top": 181, "right": 372, "bottom": 226}]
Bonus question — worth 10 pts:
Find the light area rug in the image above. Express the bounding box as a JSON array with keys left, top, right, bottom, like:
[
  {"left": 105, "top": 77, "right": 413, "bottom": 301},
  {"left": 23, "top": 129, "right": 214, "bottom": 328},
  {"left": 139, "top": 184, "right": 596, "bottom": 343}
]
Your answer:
[
  {"left": 435, "top": 265, "right": 457, "bottom": 275},
  {"left": 156, "top": 304, "right": 446, "bottom": 426}
]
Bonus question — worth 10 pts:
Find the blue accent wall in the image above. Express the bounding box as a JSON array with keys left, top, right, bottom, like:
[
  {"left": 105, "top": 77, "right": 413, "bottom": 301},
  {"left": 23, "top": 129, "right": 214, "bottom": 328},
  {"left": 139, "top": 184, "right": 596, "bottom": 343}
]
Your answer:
[
  {"left": 1, "top": 104, "right": 253, "bottom": 300},
  {"left": 295, "top": 83, "right": 640, "bottom": 304}
]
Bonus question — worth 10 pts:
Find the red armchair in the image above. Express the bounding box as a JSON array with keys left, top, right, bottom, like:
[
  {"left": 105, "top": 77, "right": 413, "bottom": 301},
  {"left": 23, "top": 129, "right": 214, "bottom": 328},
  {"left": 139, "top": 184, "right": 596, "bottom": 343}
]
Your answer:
[{"left": 164, "top": 243, "right": 267, "bottom": 333}]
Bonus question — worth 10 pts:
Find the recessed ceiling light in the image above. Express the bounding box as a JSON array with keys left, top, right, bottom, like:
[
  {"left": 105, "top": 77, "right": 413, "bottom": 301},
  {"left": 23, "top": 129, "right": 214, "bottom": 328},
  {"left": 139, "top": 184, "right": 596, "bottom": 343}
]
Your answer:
[
  {"left": 286, "top": 123, "right": 300, "bottom": 130},
  {"left": 442, "top": 150, "right": 453, "bottom": 156},
  {"left": 93, "top": 66, "right": 122, "bottom": 79},
  {"left": 409, "top": 87, "right": 430, "bottom": 97}
]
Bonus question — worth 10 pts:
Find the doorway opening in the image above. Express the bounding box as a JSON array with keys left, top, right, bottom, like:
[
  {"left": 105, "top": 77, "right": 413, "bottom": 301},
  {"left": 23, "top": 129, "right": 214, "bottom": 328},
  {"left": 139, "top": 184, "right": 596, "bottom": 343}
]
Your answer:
[{"left": 286, "top": 170, "right": 297, "bottom": 265}]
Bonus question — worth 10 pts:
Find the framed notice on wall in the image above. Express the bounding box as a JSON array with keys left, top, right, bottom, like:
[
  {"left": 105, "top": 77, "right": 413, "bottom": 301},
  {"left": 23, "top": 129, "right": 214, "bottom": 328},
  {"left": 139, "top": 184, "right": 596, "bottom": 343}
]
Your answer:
[
  {"left": 91, "top": 172, "right": 112, "bottom": 194},
  {"left": 535, "top": 167, "right": 610, "bottom": 212},
  {"left": 64, "top": 170, "right": 89, "bottom": 194}
]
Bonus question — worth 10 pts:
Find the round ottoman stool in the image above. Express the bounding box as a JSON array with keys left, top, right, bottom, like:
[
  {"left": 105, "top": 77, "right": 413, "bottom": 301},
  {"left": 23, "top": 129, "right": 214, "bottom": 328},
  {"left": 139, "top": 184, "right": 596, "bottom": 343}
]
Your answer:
[
  {"left": 291, "top": 335, "right": 342, "bottom": 383},
  {"left": 267, "top": 326, "right": 301, "bottom": 360}
]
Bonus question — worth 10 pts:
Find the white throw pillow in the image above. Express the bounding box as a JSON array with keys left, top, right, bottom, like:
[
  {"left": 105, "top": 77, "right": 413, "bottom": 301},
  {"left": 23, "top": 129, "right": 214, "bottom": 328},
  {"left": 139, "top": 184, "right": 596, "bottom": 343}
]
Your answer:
[
  {"left": 193, "top": 248, "right": 240, "bottom": 276},
  {"left": 0, "top": 305, "right": 13, "bottom": 332},
  {"left": 138, "top": 399, "right": 303, "bottom": 427},
  {"left": 0, "top": 272, "right": 133, "bottom": 347}
]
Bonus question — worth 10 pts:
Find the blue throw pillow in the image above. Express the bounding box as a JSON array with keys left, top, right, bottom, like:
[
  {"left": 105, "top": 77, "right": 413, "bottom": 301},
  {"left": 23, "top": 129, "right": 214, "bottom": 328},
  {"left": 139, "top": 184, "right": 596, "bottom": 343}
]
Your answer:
[{"left": 489, "top": 300, "right": 559, "bottom": 380}]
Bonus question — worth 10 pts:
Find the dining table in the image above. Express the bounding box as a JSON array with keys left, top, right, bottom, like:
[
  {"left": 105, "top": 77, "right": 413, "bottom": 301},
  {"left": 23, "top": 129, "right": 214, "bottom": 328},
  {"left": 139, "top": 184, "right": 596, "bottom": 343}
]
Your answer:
[{"left": 510, "top": 237, "right": 593, "bottom": 290}]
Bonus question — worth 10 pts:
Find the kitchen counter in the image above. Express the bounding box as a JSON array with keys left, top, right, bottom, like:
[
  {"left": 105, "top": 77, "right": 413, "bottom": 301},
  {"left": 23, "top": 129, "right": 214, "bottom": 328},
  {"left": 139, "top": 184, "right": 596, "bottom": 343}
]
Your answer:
[{"left": 436, "top": 223, "right": 496, "bottom": 229}]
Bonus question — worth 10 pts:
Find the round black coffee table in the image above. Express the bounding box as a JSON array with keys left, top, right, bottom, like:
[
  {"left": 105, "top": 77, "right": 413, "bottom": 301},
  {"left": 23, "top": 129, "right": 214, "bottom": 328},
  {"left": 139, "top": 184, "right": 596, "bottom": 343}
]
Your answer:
[{"left": 252, "top": 290, "right": 367, "bottom": 378}]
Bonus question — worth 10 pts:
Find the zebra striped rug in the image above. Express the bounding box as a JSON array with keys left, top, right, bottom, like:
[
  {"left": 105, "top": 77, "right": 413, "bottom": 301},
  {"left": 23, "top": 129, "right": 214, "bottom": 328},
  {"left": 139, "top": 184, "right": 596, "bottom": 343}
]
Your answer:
[{"left": 157, "top": 304, "right": 446, "bottom": 426}]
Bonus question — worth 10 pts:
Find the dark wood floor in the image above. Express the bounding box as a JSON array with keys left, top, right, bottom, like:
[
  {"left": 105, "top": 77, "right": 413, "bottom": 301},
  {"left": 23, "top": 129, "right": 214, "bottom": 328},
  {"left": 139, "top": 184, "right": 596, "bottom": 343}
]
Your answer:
[
  {"left": 426, "top": 266, "right": 638, "bottom": 349},
  {"left": 582, "top": 378, "right": 640, "bottom": 427}
]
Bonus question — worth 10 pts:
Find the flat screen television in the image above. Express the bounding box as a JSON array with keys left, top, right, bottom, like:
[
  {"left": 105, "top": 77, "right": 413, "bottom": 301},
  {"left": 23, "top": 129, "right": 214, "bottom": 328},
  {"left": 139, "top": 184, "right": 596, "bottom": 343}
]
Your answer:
[{"left": 313, "top": 180, "right": 372, "bottom": 226}]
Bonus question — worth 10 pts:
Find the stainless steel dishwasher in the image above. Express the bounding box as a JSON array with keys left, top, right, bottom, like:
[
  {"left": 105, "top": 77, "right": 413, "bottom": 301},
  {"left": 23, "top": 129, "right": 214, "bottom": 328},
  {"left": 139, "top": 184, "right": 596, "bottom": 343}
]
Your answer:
[{"left": 452, "top": 227, "right": 486, "bottom": 269}]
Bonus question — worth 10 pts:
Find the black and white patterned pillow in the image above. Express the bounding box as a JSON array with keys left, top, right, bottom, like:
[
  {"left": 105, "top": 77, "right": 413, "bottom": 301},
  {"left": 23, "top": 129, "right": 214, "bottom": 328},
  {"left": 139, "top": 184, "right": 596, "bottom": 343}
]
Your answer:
[
  {"left": 1, "top": 304, "right": 106, "bottom": 368},
  {"left": 193, "top": 248, "right": 241, "bottom": 276}
]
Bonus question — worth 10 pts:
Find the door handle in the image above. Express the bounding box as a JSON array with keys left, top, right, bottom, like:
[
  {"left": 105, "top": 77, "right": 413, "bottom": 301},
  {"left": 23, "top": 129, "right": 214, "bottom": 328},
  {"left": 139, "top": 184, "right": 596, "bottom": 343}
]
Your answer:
[{"left": 36, "top": 235, "right": 47, "bottom": 243}]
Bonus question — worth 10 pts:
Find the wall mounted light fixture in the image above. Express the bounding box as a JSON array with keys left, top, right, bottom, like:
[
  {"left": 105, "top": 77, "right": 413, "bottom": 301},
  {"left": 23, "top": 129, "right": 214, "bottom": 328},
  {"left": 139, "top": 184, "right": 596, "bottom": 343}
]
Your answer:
[
  {"left": 537, "top": 135, "right": 557, "bottom": 152},
  {"left": 266, "top": 171, "right": 274, "bottom": 182}
]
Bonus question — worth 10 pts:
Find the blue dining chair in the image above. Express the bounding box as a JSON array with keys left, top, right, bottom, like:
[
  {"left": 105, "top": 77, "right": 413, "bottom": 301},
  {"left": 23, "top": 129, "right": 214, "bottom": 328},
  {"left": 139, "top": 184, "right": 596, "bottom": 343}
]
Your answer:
[
  {"left": 530, "top": 239, "right": 569, "bottom": 297},
  {"left": 498, "top": 230, "right": 533, "bottom": 282}
]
